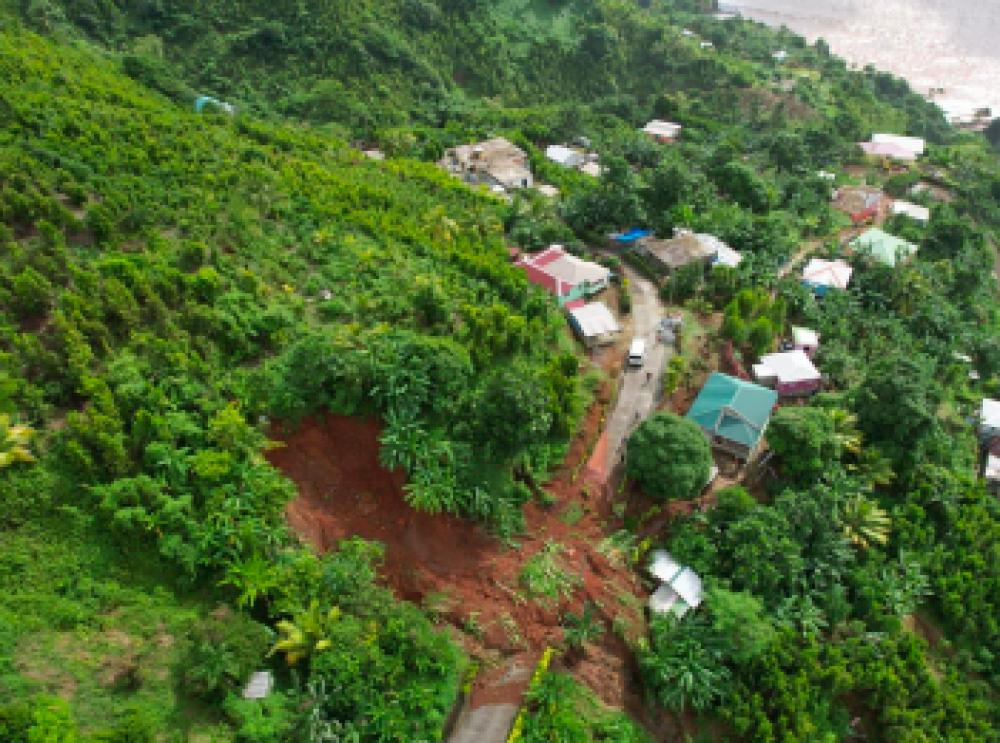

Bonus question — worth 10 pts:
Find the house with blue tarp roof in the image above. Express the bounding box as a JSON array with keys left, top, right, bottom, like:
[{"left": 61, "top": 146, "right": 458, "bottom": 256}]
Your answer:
[
  {"left": 686, "top": 372, "right": 778, "bottom": 461},
  {"left": 608, "top": 229, "right": 652, "bottom": 249}
]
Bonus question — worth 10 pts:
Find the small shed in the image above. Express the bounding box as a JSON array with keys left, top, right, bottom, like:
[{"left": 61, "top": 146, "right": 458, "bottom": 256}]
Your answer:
[
  {"left": 545, "top": 145, "right": 584, "bottom": 169},
  {"left": 757, "top": 350, "right": 821, "bottom": 396},
  {"left": 648, "top": 550, "right": 704, "bottom": 619},
  {"left": 791, "top": 326, "right": 819, "bottom": 357},
  {"left": 567, "top": 302, "right": 621, "bottom": 348},
  {"left": 642, "top": 120, "right": 683, "bottom": 144},
  {"left": 891, "top": 200, "right": 930, "bottom": 224},
  {"left": 242, "top": 671, "right": 273, "bottom": 700}
]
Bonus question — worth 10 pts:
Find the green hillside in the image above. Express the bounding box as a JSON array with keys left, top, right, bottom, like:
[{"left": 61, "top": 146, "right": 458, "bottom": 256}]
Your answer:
[{"left": 0, "top": 21, "right": 571, "bottom": 739}]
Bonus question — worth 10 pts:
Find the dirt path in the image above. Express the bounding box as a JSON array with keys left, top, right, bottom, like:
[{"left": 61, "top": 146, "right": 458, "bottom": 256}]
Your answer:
[
  {"left": 778, "top": 238, "right": 821, "bottom": 278},
  {"left": 604, "top": 267, "right": 670, "bottom": 472}
]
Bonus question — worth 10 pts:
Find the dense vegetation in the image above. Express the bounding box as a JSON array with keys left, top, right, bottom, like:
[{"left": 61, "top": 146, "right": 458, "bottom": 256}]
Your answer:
[{"left": 4, "top": 0, "right": 1000, "bottom": 739}]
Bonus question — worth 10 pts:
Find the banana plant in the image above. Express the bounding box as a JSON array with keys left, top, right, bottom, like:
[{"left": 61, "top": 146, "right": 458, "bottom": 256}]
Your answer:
[
  {"left": 0, "top": 414, "right": 36, "bottom": 468},
  {"left": 269, "top": 600, "right": 340, "bottom": 666}
]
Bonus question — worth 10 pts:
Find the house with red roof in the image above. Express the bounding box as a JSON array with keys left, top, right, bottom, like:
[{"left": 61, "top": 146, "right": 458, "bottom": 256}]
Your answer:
[{"left": 516, "top": 245, "right": 611, "bottom": 304}]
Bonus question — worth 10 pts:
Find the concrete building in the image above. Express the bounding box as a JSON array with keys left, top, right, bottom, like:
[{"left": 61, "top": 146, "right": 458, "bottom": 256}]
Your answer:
[{"left": 440, "top": 138, "right": 533, "bottom": 190}]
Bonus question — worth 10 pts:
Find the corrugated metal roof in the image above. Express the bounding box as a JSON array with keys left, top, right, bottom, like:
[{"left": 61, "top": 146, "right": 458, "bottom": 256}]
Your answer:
[
  {"left": 850, "top": 228, "right": 918, "bottom": 267},
  {"left": 759, "top": 350, "right": 821, "bottom": 384},
  {"left": 686, "top": 372, "right": 777, "bottom": 449}
]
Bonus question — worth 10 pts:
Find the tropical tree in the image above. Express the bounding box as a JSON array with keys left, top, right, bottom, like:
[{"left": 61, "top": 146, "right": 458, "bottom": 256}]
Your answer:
[
  {"left": 269, "top": 600, "right": 340, "bottom": 666},
  {"left": 627, "top": 412, "right": 712, "bottom": 500},
  {"left": 0, "top": 415, "right": 36, "bottom": 468},
  {"left": 827, "top": 408, "right": 862, "bottom": 455},
  {"left": 638, "top": 614, "right": 730, "bottom": 711},
  {"left": 839, "top": 493, "right": 891, "bottom": 549}
]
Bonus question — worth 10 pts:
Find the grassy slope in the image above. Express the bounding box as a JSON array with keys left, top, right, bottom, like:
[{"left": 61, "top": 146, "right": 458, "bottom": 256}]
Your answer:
[{"left": 0, "top": 21, "right": 558, "bottom": 735}]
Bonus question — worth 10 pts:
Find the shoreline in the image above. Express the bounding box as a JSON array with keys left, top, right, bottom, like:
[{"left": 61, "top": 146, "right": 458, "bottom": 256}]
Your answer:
[{"left": 723, "top": 0, "right": 999, "bottom": 124}]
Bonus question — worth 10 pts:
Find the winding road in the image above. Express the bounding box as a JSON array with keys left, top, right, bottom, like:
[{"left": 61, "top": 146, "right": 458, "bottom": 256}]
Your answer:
[{"left": 604, "top": 268, "right": 671, "bottom": 471}]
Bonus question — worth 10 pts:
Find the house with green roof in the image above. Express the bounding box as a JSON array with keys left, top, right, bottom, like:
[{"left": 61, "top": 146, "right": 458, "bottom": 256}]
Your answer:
[
  {"left": 686, "top": 372, "right": 779, "bottom": 461},
  {"left": 849, "top": 227, "right": 918, "bottom": 268}
]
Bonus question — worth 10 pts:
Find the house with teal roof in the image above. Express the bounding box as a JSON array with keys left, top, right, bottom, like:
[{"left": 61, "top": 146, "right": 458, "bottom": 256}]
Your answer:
[
  {"left": 850, "top": 228, "right": 918, "bottom": 268},
  {"left": 686, "top": 372, "right": 778, "bottom": 461}
]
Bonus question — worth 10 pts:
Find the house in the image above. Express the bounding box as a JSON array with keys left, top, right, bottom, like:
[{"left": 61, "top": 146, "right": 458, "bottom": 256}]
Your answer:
[
  {"left": 686, "top": 372, "right": 778, "bottom": 460},
  {"left": 567, "top": 301, "right": 621, "bottom": 348},
  {"left": 517, "top": 245, "right": 611, "bottom": 304},
  {"left": 979, "top": 399, "right": 1000, "bottom": 442},
  {"left": 642, "top": 120, "right": 682, "bottom": 144},
  {"left": 859, "top": 141, "right": 920, "bottom": 161},
  {"left": 984, "top": 444, "right": 1000, "bottom": 489},
  {"left": 871, "top": 133, "right": 925, "bottom": 157},
  {"left": 579, "top": 160, "right": 602, "bottom": 178},
  {"left": 712, "top": 243, "right": 743, "bottom": 269},
  {"left": 648, "top": 550, "right": 704, "bottom": 619},
  {"left": 439, "top": 137, "right": 533, "bottom": 190},
  {"left": 535, "top": 184, "right": 560, "bottom": 198},
  {"left": 832, "top": 185, "right": 884, "bottom": 224},
  {"left": 636, "top": 230, "right": 730, "bottom": 276},
  {"left": 545, "top": 145, "right": 584, "bottom": 169},
  {"left": 850, "top": 228, "right": 918, "bottom": 267},
  {"left": 801, "top": 258, "right": 853, "bottom": 294},
  {"left": 891, "top": 200, "right": 930, "bottom": 224},
  {"left": 791, "top": 326, "right": 820, "bottom": 358},
  {"left": 754, "top": 350, "right": 822, "bottom": 396}
]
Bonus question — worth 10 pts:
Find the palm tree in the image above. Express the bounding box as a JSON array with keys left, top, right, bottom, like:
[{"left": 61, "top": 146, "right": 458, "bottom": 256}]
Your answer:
[
  {"left": 827, "top": 408, "right": 862, "bottom": 455},
  {"left": 0, "top": 414, "right": 36, "bottom": 468},
  {"left": 839, "top": 493, "right": 891, "bottom": 550},
  {"left": 847, "top": 445, "right": 896, "bottom": 488},
  {"left": 425, "top": 206, "right": 459, "bottom": 244},
  {"left": 268, "top": 600, "right": 339, "bottom": 666}
]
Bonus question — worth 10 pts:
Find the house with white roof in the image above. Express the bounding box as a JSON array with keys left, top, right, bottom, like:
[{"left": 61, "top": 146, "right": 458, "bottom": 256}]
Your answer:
[
  {"left": 712, "top": 243, "right": 743, "bottom": 269},
  {"left": 567, "top": 301, "right": 621, "bottom": 348},
  {"left": 754, "top": 350, "right": 822, "bottom": 396},
  {"left": 545, "top": 144, "right": 584, "bottom": 169},
  {"left": 642, "top": 120, "right": 682, "bottom": 144},
  {"left": 891, "top": 200, "right": 930, "bottom": 224},
  {"left": 801, "top": 258, "right": 853, "bottom": 295},
  {"left": 871, "top": 133, "right": 925, "bottom": 156},
  {"left": 516, "top": 245, "right": 610, "bottom": 305},
  {"left": 648, "top": 550, "right": 704, "bottom": 619},
  {"left": 791, "top": 326, "right": 819, "bottom": 358},
  {"left": 979, "top": 399, "right": 1000, "bottom": 442}
]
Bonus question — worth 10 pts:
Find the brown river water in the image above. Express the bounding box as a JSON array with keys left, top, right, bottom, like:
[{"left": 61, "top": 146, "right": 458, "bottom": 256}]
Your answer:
[{"left": 729, "top": 0, "right": 1000, "bottom": 119}]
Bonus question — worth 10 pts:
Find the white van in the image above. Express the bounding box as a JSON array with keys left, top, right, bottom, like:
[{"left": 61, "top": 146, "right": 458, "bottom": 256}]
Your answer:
[{"left": 627, "top": 338, "right": 646, "bottom": 368}]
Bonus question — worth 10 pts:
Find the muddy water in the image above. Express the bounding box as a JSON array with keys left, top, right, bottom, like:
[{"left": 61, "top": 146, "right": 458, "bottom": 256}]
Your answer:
[{"left": 731, "top": 0, "right": 1000, "bottom": 118}]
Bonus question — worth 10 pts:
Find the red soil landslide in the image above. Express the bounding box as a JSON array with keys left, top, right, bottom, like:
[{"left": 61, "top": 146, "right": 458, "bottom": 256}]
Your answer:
[{"left": 266, "top": 389, "right": 651, "bottom": 715}]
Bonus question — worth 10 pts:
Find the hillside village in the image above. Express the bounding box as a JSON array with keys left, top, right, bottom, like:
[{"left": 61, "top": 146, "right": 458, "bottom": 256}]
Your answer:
[{"left": 2, "top": 1, "right": 1000, "bottom": 741}]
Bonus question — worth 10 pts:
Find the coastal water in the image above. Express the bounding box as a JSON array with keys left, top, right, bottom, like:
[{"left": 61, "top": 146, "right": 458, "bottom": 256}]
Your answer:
[{"left": 730, "top": 0, "right": 1000, "bottom": 119}]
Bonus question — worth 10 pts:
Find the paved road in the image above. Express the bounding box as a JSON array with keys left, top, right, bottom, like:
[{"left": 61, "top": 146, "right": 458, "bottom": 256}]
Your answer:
[{"left": 605, "top": 269, "right": 670, "bottom": 471}]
